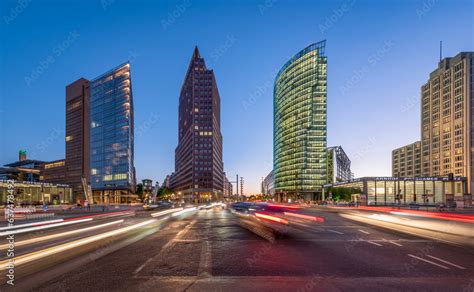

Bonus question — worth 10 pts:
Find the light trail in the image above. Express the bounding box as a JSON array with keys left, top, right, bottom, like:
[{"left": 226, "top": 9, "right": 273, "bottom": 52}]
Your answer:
[
  {"left": 255, "top": 212, "right": 289, "bottom": 225},
  {"left": 151, "top": 208, "right": 183, "bottom": 217},
  {"left": 0, "top": 219, "right": 157, "bottom": 270},
  {"left": 172, "top": 207, "right": 197, "bottom": 217},
  {"left": 0, "top": 218, "right": 93, "bottom": 236},
  {"left": 0, "top": 219, "right": 64, "bottom": 231},
  {"left": 0, "top": 220, "right": 124, "bottom": 250},
  {"left": 283, "top": 212, "right": 324, "bottom": 222}
]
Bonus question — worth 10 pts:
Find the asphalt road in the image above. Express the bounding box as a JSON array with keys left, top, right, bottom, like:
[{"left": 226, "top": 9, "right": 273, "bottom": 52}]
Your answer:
[{"left": 2, "top": 206, "right": 474, "bottom": 291}]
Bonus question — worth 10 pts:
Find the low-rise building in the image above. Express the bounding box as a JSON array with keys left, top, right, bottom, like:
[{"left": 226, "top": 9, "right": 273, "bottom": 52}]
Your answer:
[
  {"left": 323, "top": 176, "right": 469, "bottom": 206},
  {"left": 0, "top": 179, "right": 72, "bottom": 205},
  {"left": 327, "top": 146, "right": 353, "bottom": 184}
]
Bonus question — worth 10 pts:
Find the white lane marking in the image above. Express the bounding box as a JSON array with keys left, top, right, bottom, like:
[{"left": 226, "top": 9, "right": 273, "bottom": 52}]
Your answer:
[
  {"left": 327, "top": 229, "right": 344, "bottom": 235},
  {"left": 389, "top": 241, "right": 403, "bottom": 247},
  {"left": 358, "top": 229, "right": 369, "bottom": 234},
  {"left": 427, "top": 255, "right": 466, "bottom": 270},
  {"left": 366, "top": 240, "right": 382, "bottom": 247},
  {"left": 134, "top": 220, "right": 196, "bottom": 275},
  {"left": 408, "top": 254, "right": 450, "bottom": 270}
]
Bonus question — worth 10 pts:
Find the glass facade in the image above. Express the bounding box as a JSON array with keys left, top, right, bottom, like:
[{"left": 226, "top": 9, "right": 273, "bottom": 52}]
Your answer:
[
  {"left": 273, "top": 41, "right": 327, "bottom": 201},
  {"left": 0, "top": 180, "right": 72, "bottom": 205},
  {"left": 89, "top": 63, "right": 135, "bottom": 202},
  {"left": 324, "top": 177, "right": 467, "bottom": 205}
]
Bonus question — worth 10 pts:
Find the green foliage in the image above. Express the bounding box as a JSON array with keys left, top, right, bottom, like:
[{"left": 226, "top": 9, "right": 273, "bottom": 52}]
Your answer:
[
  {"left": 157, "top": 187, "right": 173, "bottom": 200},
  {"left": 136, "top": 183, "right": 144, "bottom": 200},
  {"left": 327, "top": 187, "right": 362, "bottom": 202}
]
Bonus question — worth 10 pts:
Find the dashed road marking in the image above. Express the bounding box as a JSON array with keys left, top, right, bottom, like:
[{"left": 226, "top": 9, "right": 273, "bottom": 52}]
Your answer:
[
  {"left": 358, "top": 229, "right": 369, "bottom": 234},
  {"left": 427, "top": 255, "right": 466, "bottom": 270},
  {"left": 408, "top": 254, "right": 450, "bottom": 270},
  {"left": 327, "top": 229, "right": 344, "bottom": 235},
  {"left": 389, "top": 241, "right": 403, "bottom": 247},
  {"left": 366, "top": 241, "right": 382, "bottom": 247}
]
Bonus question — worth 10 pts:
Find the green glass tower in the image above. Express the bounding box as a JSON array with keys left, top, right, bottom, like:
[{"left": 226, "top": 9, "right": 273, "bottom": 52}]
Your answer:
[{"left": 273, "top": 41, "right": 327, "bottom": 202}]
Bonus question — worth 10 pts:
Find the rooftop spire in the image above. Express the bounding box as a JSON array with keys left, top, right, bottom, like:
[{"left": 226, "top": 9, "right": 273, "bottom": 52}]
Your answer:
[{"left": 192, "top": 46, "right": 200, "bottom": 60}]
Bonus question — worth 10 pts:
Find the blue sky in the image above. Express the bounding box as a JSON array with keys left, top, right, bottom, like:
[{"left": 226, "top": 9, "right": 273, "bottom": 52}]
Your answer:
[{"left": 0, "top": 0, "right": 473, "bottom": 193}]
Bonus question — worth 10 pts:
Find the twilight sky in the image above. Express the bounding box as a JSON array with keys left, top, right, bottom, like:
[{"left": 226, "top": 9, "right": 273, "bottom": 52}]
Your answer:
[{"left": 0, "top": 0, "right": 473, "bottom": 194}]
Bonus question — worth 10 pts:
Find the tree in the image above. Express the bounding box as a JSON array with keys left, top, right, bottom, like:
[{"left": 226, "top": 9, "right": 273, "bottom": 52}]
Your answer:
[
  {"left": 156, "top": 187, "right": 173, "bottom": 200},
  {"left": 327, "top": 187, "right": 362, "bottom": 202},
  {"left": 136, "top": 183, "right": 144, "bottom": 201}
]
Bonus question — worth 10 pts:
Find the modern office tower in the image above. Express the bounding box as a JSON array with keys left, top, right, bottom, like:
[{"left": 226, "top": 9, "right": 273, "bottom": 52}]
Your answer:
[
  {"left": 421, "top": 52, "right": 474, "bottom": 192},
  {"left": 392, "top": 141, "right": 422, "bottom": 177},
  {"left": 170, "top": 47, "right": 224, "bottom": 202},
  {"left": 65, "top": 78, "right": 90, "bottom": 201},
  {"left": 327, "top": 146, "right": 353, "bottom": 184},
  {"left": 90, "top": 62, "right": 136, "bottom": 203},
  {"left": 273, "top": 41, "right": 327, "bottom": 201}
]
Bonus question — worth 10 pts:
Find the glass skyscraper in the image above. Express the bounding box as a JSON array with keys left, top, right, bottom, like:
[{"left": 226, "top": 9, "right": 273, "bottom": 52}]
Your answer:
[
  {"left": 90, "top": 62, "right": 136, "bottom": 204},
  {"left": 273, "top": 41, "right": 327, "bottom": 201}
]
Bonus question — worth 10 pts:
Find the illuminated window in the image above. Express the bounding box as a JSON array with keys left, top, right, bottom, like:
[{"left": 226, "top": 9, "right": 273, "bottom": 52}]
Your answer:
[{"left": 66, "top": 136, "right": 73, "bottom": 142}]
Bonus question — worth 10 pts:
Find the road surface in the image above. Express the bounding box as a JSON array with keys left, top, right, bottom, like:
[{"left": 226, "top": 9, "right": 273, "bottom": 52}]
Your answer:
[{"left": 2, "top": 206, "right": 473, "bottom": 291}]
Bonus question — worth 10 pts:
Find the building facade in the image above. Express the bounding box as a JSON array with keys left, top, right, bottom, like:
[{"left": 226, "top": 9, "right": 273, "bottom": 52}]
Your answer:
[
  {"left": 142, "top": 179, "right": 153, "bottom": 195},
  {"left": 392, "top": 141, "right": 422, "bottom": 177},
  {"left": 1, "top": 152, "right": 44, "bottom": 182},
  {"left": 323, "top": 176, "right": 468, "bottom": 207},
  {"left": 223, "top": 174, "right": 233, "bottom": 197},
  {"left": 65, "top": 78, "right": 91, "bottom": 202},
  {"left": 327, "top": 146, "right": 353, "bottom": 184},
  {"left": 41, "top": 159, "right": 67, "bottom": 185},
  {"left": 0, "top": 179, "right": 72, "bottom": 205},
  {"left": 90, "top": 63, "right": 136, "bottom": 204},
  {"left": 170, "top": 47, "right": 224, "bottom": 202},
  {"left": 273, "top": 41, "right": 328, "bottom": 201},
  {"left": 261, "top": 170, "right": 274, "bottom": 196},
  {"left": 421, "top": 52, "right": 474, "bottom": 192}
]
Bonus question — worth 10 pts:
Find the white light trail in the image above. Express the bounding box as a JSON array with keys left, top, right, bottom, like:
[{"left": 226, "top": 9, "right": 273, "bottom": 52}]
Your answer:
[
  {"left": 0, "top": 219, "right": 124, "bottom": 250},
  {"left": 0, "top": 218, "right": 93, "bottom": 236},
  {"left": 0, "top": 219, "right": 64, "bottom": 231},
  {"left": 0, "top": 219, "right": 157, "bottom": 270},
  {"left": 151, "top": 208, "right": 183, "bottom": 217},
  {"left": 172, "top": 207, "right": 197, "bottom": 216}
]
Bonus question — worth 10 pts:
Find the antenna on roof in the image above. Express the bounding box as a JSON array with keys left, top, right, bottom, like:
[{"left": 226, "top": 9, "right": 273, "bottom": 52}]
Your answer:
[{"left": 439, "top": 41, "right": 442, "bottom": 62}]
